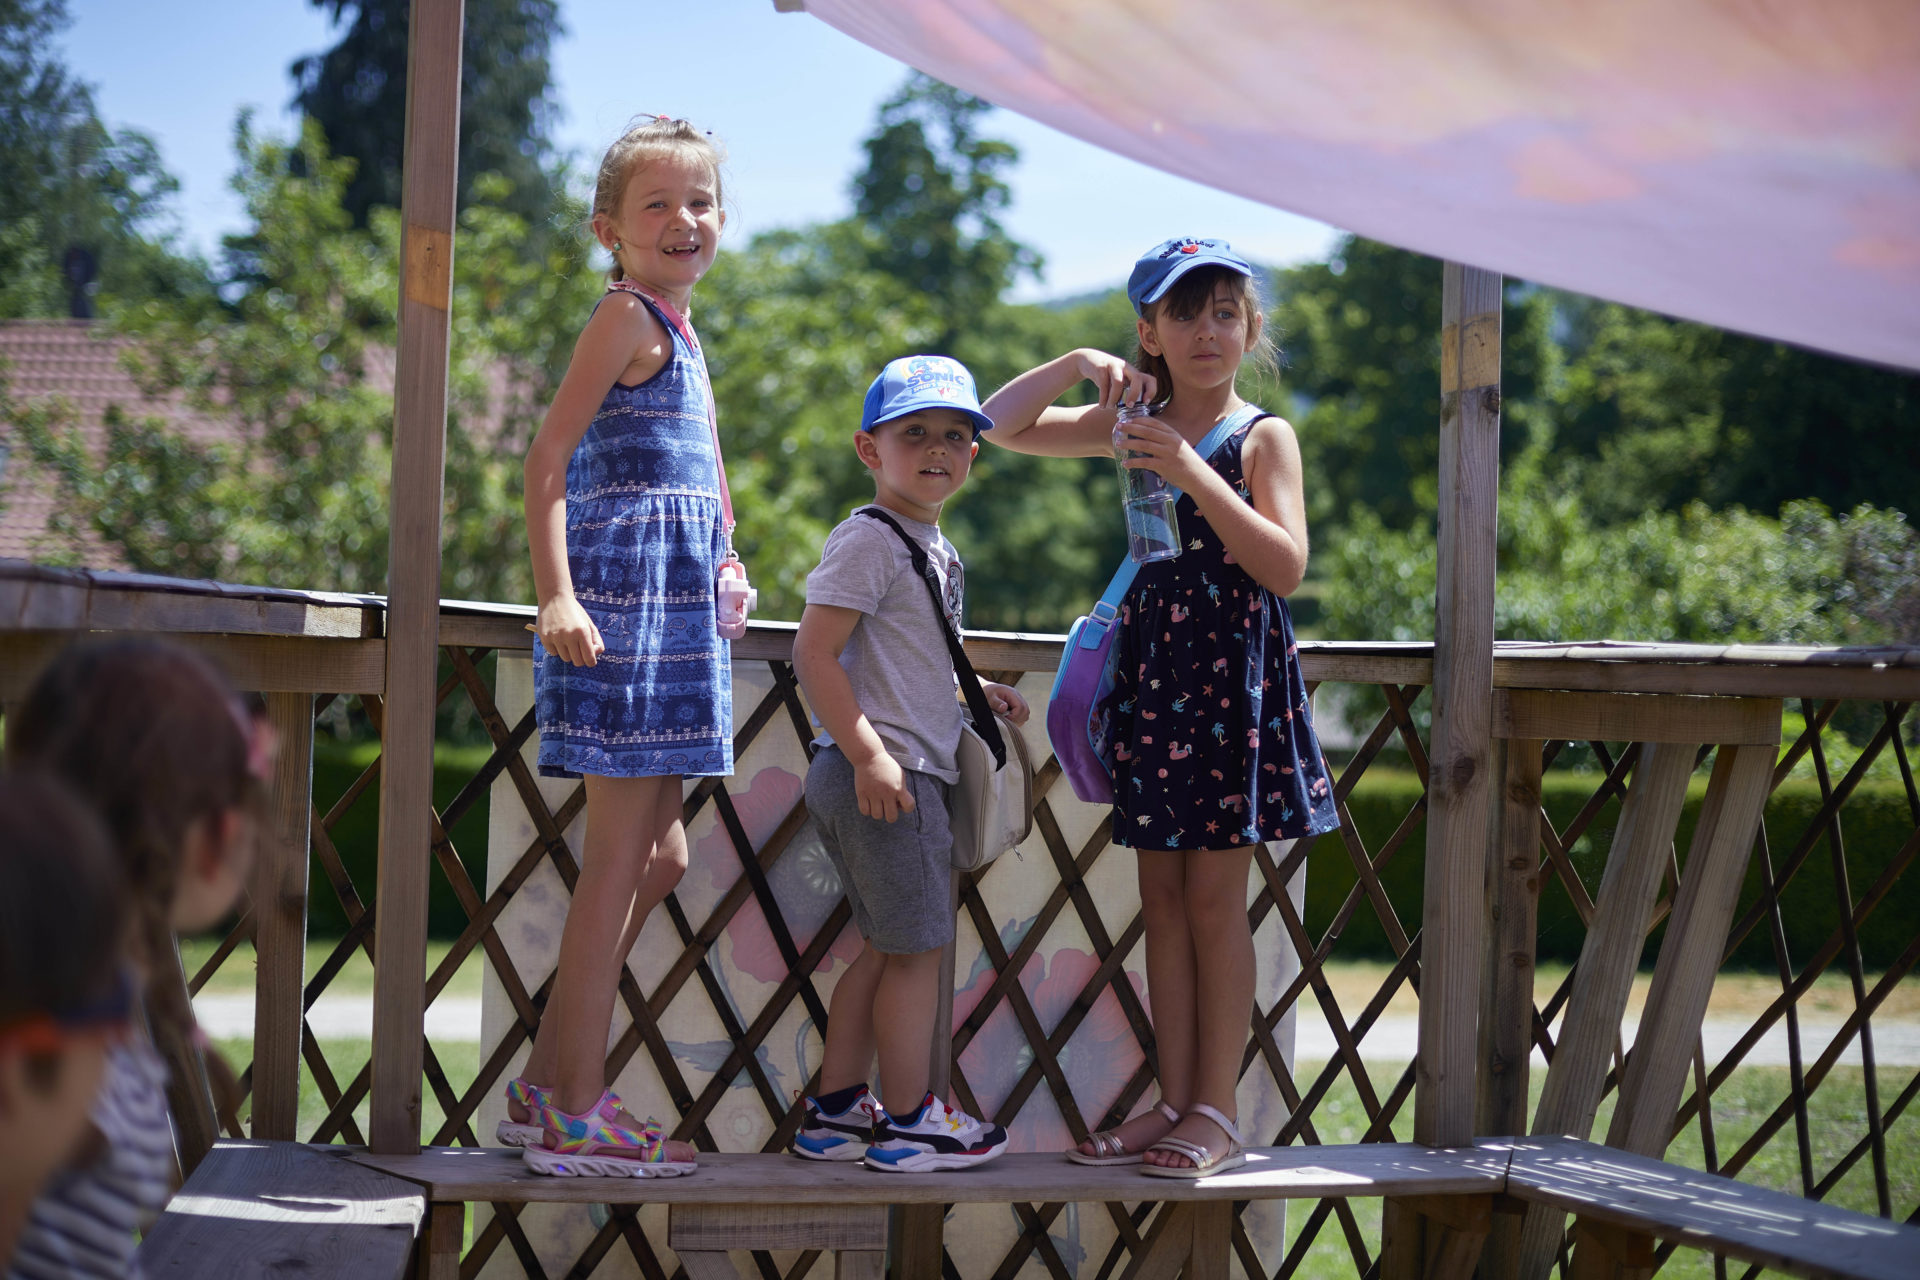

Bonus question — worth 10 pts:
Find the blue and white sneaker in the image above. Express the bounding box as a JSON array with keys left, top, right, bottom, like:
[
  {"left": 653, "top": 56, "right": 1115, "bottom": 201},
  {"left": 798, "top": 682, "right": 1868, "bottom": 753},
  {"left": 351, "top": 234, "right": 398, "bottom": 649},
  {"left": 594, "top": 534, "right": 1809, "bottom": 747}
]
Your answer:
[
  {"left": 792, "top": 1085, "right": 879, "bottom": 1162},
  {"left": 865, "top": 1094, "right": 1008, "bottom": 1173}
]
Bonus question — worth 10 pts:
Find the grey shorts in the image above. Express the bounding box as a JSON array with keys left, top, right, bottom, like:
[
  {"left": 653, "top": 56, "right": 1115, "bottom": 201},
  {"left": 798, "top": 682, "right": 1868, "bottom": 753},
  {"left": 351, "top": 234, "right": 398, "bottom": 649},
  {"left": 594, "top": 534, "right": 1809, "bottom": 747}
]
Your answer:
[{"left": 805, "top": 746, "right": 955, "bottom": 956}]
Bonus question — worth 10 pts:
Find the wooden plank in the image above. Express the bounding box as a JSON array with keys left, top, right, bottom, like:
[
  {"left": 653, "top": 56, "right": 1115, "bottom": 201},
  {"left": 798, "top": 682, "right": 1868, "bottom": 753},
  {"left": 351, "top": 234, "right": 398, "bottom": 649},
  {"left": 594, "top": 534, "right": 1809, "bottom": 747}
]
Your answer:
[
  {"left": 1606, "top": 743, "right": 1775, "bottom": 1158},
  {"left": 135, "top": 1141, "right": 425, "bottom": 1280},
  {"left": 1512, "top": 739, "right": 1696, "bottom": 1280},
  {"left": 1491, "top": 689, "right": 1780, "bottom": 745},
  {"left": 423, "top": 1202, "right": 463, "bottom": 1280},
  {"left": 1475, "top": 737, "right": 1539, "bottom": 1280},
  {"left": 891, "top": 1204, "right": 945, "bottom": 1280},
  {"left": 835, "top": 1250, "right": 885, "bottom": 1280},
  {"left": 0, "top": 574, "right": 376, "bottom": 637},
  {"left": 1186, "top": 1200, "right": 1231, "bottom": 1280},
  {"left": 670, "top": 1203, "right": 888, "bottom": 1251},
  {"left": 1118, "top": 1204, "right": 1193, "bottom": 1280},
  {"left": 1414, "top": 261, "right": 1502, "bottom": 1152},
  {"left": 251, "top": 692, "right": 312, "bottom": 1140},
  {"left": 370, "top": 0, "right": 463, "bottom": 1157},
  {"left": 349, "top": 1144, "right": 1511, "bottom": 1205},
  {"left": 1492, "top": 657, "right": 1920, "bottom": 703},
  {"left": 1504, "top": 1136, "right": 1919, "bottom": 1280},
  {"left": 677, "top": 1250, "right": 741, "bottom": 1280},
  {"left": 1477, "top": 738, "right": 1541, "bottom": 1138},
  {"left": 0, "top": 633, "right": 386, "bottom": 698},
  {"left": 1299, "top": 651, "right": 1436, "bottom": 687}
]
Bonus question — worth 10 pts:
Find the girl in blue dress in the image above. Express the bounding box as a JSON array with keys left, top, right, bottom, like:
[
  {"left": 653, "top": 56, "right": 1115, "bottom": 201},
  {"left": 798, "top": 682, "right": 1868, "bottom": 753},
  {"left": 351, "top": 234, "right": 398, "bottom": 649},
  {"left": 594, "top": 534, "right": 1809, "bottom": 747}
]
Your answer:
[
  {"left": 983, "top": 238, "right": 1338, "bottom": 1177},
  {"left": 514, "top": 117, "right": 732, "bottom": 1177}
]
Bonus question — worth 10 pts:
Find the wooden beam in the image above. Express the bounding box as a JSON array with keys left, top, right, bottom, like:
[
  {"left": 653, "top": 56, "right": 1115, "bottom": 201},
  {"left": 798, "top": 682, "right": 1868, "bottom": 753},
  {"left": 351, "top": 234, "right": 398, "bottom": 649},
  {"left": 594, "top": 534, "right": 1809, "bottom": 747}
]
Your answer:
[
  {"left": 1515, "top": 740, "right": 1696, "bottom": 1280},
  {"left": 371, "top": 0, "right": 463, "bottom": 1156},
  {"left": 1392, "top": 259, "right": 1500, "bottom": 1280},
  {"left": 1492, "top": 689, "right": 1779, "bottom": 745},
  {"left": 1475, "top": 738, "right": 1540, "bottom": 1280},
  {"left": 1604, "top": 742, "right": 1775, "bottom": 1158},
  {"left": 251, "top": 692, "right": 313, "bottom": 1140},
  {"left": 0, "top": 633, "right": 386, "bottom": 699}
]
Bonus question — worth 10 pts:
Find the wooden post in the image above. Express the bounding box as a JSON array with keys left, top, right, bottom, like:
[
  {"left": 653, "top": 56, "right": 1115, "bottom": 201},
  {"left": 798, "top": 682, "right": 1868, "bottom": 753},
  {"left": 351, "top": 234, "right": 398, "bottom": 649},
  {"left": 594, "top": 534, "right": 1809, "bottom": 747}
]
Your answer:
[
  {"left": 891, "top": 873, "right": 960, "bottom": 1280},
  {"left": 251, "top": 692, "right": 313, "bottom": 1139},
  {"left": 370, "top": 0, "right": 463, "bottom": 1156},
  {"left": 1385, "top": 261, "right": 1501, "bottom": 1279}
]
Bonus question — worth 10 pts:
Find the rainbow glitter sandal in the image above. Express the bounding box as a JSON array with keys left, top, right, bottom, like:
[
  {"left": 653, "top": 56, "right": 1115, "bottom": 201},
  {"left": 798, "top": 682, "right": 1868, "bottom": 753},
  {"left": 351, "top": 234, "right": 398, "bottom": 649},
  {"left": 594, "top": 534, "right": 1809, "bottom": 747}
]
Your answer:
[
  {"left": 521, "top": 1089, "right": 696, "bottom": 1178},
  {"left": 495, "top": 1076, "right": 556, "bottom": 1148}
]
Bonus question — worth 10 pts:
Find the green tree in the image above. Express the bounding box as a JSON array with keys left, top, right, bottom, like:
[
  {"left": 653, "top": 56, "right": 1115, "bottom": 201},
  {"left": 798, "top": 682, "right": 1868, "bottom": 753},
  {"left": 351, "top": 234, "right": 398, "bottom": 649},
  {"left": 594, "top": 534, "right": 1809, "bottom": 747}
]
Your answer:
[
  {"left": 1274, "top": 236, "right": 1557, "bottom": 531},
  {"left": 852, "top": 73, "right": 1041, "bottom": 355},
  {"left": 0, "top": 0, "right": 207, "bottom": 318},
  {"left": 291, "top": 0, "right": 563, "bottom": 230}
]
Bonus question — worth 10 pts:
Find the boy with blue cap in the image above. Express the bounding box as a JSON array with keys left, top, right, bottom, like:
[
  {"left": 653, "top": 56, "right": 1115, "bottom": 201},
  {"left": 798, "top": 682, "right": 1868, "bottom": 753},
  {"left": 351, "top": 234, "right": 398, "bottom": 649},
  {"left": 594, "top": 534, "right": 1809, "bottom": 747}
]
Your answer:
[{"left": 788, "top": 355, "right": 1025, "bottom": 1172}]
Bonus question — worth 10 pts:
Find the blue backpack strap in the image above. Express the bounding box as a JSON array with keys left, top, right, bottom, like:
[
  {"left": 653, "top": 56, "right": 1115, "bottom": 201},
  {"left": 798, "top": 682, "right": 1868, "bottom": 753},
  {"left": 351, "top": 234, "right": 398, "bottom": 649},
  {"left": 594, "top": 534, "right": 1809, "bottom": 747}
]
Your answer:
[{"left": 1078, "top": 404, "right": 1264, "bottom": 642}]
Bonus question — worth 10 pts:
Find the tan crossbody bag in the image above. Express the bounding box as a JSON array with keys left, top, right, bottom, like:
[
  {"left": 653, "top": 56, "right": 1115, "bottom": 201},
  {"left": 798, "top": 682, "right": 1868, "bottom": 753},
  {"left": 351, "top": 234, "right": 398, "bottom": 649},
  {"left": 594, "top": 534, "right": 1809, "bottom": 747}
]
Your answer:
[{"left": 857, "top": 509, "right": 1034, "bottom": 870}]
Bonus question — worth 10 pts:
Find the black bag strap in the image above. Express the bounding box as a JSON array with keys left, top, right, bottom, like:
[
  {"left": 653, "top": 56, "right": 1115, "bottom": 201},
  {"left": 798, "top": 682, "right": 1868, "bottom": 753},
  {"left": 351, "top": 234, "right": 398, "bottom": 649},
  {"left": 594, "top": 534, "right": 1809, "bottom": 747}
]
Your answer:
[{"left": 856, "top": 507, "right": 1007, "bottom": 769}]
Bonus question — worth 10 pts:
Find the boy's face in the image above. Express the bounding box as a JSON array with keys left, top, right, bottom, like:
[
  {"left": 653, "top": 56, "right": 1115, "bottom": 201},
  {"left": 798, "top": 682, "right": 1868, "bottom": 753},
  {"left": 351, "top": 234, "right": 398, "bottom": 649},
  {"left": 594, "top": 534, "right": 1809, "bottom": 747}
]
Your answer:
[{"left": 856, "top": 408, "right": 980, "bottom": 522}]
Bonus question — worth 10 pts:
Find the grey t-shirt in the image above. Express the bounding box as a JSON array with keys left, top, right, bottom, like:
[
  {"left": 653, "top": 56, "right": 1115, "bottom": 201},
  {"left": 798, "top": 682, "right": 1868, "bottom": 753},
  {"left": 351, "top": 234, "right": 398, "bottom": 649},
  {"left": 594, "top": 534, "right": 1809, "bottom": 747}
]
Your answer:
[{"left": 804, "top": 504, "right": 964, "bottom": 783}]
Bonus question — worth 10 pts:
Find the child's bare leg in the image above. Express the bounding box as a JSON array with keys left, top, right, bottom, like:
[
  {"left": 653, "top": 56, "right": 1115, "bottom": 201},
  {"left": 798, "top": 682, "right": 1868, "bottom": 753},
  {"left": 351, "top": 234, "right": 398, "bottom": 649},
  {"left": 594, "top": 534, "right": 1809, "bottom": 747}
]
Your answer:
[
  {"left": 550, "top": 774, "right": 694, "bottom": 1158},
  {"left": 1144, "top": 846, "right": 1256, "bottom": 1168},
  {"left": 871, "top": 947, "right": 944, "bottom": 1116},
  {"left": 1073, "top": 850, "right": 1189, "bottom": 1156},
  {"left": 817, "top": 941, "right": 883, "bottom": 1096},
  {"left": 516, "top": 794, "right": 683, "bottom": 1117}
]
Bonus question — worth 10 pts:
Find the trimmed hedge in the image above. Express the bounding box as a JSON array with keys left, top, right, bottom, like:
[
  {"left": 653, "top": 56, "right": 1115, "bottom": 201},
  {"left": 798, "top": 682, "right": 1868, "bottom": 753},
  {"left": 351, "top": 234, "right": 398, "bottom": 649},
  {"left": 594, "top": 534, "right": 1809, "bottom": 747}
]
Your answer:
[
  {"left": 1304, "top": 769, "right": 1919, "bottom": 969},
  {"left": 308, "top": 742, "right": 493, "bottom": 939}
]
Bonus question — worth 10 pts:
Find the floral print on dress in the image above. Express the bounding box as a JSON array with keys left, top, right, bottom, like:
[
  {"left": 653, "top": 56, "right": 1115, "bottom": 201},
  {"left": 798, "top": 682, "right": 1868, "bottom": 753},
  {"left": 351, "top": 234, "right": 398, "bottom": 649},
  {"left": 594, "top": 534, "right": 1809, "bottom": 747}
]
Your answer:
[{"left": 1102, "top": 405, "right": 1339, "bottom": 849}]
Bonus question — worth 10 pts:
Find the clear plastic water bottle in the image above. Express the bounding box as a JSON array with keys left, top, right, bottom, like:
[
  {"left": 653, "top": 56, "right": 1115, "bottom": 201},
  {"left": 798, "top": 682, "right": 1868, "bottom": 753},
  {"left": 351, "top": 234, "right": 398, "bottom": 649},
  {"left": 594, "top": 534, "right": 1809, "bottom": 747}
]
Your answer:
[{"left": 1113, "top": 401, "right": 1182, "bottom": 564}]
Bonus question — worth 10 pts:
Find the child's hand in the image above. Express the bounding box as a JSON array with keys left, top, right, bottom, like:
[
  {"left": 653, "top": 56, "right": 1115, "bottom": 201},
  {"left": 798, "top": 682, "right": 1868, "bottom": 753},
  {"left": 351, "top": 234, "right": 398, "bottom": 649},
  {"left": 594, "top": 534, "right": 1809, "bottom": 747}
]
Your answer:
[
  {"left": 1072, "top": 349, "right": 1157, "bottom": 408},
  {"left": 538, "top": 595, "right": 605, "bottom": 667},
  {"left": 853, "top": 752, "right": 917, "bottom": 822},
  {"left": 980, "top": 681, "right": 1031, "bottom": 726},
  {"left": 1116, "top": 414, "right": 1210, "bottom": 493}
]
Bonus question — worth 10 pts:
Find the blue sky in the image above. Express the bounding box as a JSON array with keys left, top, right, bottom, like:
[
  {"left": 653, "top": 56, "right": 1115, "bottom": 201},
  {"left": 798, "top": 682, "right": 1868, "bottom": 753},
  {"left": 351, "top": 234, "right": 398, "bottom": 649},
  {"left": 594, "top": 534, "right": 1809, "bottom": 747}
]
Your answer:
[{"left": 62, "top": 0, "right": 1342, "bottom": 302}]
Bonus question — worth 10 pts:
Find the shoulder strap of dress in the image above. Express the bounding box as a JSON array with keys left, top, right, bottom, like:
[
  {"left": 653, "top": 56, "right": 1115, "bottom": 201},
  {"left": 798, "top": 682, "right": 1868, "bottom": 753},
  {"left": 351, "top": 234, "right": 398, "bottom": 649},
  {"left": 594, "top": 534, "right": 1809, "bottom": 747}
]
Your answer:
[{"left": 604, "top": 280, "right": 734, "bottom": 550}]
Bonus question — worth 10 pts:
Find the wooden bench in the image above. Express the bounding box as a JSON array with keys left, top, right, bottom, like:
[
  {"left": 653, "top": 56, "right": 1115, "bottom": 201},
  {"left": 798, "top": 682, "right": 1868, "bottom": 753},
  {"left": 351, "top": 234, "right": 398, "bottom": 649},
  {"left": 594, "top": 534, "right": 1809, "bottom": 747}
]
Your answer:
[
  {"left": 135, "top": 1140, "right": 426, "bottom": 1279},
  {"left": 352, "top": 1143, "right": 1510, "bottom": 1280},
  {"left": 1496, "top": 1136, "right": 1917, "bottom": 1280}
]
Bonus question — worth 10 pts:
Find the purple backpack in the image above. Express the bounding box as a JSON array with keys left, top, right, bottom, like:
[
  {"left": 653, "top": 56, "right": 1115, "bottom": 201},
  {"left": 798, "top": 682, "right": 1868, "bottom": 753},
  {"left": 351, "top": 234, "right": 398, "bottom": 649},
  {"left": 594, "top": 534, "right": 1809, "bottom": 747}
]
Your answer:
[{"left": 1047, "top": 411, "right": 1257, "bottom": 804}]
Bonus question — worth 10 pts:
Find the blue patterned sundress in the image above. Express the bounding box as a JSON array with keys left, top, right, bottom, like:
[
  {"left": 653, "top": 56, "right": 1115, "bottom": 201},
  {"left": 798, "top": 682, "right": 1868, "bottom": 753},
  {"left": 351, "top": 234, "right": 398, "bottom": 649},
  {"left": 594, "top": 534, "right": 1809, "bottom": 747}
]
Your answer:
[
  {"left": 1102, "top": 405, "right": 1339, "bottom": 850},
  {"left": 533, "top": 287, "right": 733, "bottom": 779}
]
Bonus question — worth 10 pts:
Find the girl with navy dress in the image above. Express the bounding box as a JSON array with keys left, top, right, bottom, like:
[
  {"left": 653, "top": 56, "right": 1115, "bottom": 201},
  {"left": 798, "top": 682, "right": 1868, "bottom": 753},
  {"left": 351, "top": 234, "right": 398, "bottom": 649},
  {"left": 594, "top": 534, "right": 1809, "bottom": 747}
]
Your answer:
[
  {"left": 514, "top": 117, "right": 733, "bottom": 1178},
  {"left": 982, "top": 238, "right": 1338, "bottom": 1178}
]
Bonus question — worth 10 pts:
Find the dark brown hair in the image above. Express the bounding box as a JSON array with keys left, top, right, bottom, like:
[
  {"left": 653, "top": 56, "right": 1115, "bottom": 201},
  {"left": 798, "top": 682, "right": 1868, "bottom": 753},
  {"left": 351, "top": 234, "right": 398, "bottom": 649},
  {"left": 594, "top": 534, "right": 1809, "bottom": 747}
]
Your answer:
[
  {"left": 0, "top": 770, "right": 127, "bottom": 1089},
  {"left": 7, "top": 638, "right": 257, "bottom": 1115},
  {"left": 1131, "top": 264, "right": 1279, "bottom": 406}
]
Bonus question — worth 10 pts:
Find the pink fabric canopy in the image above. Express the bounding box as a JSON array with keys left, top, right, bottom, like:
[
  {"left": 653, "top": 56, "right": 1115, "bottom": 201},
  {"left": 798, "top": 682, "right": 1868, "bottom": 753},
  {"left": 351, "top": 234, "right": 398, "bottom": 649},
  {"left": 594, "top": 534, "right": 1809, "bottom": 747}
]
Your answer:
[{"left": 799, "top": 1, "right": 1920, "bottom": 370}]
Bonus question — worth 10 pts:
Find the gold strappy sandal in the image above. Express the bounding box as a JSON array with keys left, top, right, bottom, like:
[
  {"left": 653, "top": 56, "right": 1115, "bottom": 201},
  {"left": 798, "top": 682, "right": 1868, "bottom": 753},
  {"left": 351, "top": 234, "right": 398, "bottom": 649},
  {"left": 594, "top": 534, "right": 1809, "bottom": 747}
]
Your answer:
[
  {"left": 1064, "top": 1099, "right": 1182, "bottom": 1166},
  {"left": 1139, "top": 1102, "right": 1246, "bottom": 1179}
]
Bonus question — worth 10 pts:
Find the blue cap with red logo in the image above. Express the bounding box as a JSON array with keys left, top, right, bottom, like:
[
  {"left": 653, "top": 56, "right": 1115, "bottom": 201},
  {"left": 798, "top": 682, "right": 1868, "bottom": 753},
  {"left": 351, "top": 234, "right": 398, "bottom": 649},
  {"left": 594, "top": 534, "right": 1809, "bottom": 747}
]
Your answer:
[
  {"left": 861, "top": 355, "right": 994, "bottom": 436},
  {"left": 1126, "top": 237, "right": 1254, "bottom": 315}
]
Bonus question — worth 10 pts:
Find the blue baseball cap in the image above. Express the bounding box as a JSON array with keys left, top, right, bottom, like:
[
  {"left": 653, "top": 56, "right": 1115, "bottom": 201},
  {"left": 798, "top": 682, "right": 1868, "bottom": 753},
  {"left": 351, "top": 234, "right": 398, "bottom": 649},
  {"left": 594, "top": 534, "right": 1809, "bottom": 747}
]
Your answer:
[
  {"left": 1126, "top": 237, "right": 1254, "bottom": 315},
  {"left": 861, "top": 355, "right": 994, "bottom": 436}
]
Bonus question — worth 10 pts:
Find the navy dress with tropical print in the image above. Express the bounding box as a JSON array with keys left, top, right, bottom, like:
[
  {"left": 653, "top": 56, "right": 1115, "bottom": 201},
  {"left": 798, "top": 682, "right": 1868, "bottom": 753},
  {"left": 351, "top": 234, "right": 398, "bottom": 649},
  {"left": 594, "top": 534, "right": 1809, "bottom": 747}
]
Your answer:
[
  {"left": 1102, "top": 404, "right": 1338, "bottom": 850},
  {"left": 533, "top": 284, "right": 733, "bottom": 779}
]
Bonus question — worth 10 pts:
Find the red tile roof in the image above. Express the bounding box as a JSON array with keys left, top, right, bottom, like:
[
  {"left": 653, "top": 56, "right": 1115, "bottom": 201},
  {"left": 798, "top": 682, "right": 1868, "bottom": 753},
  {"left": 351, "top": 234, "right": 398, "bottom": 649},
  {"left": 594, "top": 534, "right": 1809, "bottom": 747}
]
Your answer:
[{"left": 0, "top": 321, "right": 246, "bottom": 568}]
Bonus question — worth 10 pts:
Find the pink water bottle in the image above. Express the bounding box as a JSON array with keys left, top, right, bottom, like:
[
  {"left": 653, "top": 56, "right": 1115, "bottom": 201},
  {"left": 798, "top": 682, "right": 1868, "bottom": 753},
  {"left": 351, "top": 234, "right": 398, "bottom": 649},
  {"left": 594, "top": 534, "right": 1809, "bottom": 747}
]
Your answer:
[{"left": 716, "top": 558, "right": 756, "bottom": 640}]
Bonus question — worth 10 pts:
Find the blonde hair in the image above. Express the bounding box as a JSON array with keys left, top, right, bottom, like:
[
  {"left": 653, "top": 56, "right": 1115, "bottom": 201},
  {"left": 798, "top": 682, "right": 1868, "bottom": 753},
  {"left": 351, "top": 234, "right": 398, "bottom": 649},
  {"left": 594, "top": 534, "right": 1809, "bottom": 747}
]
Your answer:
[
  {"left": 593, "top": 115, "right": 727, "bottom": 281},
  {"left": 1131, "top": 265, "right": 1279, "bottom": 406}
]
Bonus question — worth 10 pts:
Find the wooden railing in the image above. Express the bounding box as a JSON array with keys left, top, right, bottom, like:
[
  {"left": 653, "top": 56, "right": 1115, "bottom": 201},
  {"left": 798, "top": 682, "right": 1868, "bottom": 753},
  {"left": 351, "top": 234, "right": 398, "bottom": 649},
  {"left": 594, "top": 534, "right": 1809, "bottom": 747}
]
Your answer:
[{"left": 2, "top": 558, "right": 1916, "bottom": 1280}]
